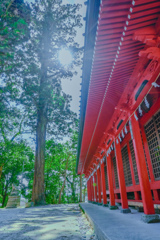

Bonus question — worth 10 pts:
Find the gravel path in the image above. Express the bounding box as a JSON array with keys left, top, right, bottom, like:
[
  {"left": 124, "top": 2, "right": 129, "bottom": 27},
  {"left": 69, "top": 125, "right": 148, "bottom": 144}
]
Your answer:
[{"left": 0, "top": 204, "right": 97, "bottom": 240}]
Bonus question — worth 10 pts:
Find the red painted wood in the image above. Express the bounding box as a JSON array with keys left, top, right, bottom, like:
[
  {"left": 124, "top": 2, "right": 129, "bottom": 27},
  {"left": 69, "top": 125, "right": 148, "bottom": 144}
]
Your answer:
[
  {"left": 140, "top": 126, "right": 155, "bottom": 182},
  {"left": 107, "top": 155, "right": 116, "bottom": 206},
  {"left": 153, "top": 190, "right": 159, "bottom": 201},
  {"left": 91, "top": 176, "right": 94, "bottom": 202},
  {"left": 115, "top": 141, "right": 129, "bottom": 209},
  {"left": 131, "top": 115, "right": 155, "bottom": 215},
  {"left": 87, "top": 181, "right": 89, "bottom": 201},
  {"left": 134, "top": 191, "right": 141, "bottom": 201},
  {"left": 89, "top": 180, "right": 91, "bottom": 201},
  {"left": 97, "top": 168, "right": 102, "bottom": 203},
  {"left": 140, "top": 99, "right": 160, "bottom": 126},
  {"left": 127, "top": 141, "right": 136, "bottom": 186},
  {"left": 101, "top": 161, "right": 107, "bottom": 205},
  {"left": 94, "top": 172, "right": 98, "bottom": 202},
  {"left": 89, "top": 179, "right": 91, "bottom": 201},
  {"left": 150, "top": 180, "right": 160, "bottom": 190}
]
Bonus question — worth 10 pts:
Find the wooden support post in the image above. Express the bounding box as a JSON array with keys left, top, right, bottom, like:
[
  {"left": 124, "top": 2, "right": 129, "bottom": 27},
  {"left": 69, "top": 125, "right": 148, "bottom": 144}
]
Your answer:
[
  {"left": 115, "top": 193, "right": 119, "bottom": 200},
  {"left": 90, "top": 176, "right": 93, "bottom": 202},
  {"left": 107, "top": 155, "right": 117, "bottom": 209},
  {"left": 153, "top": 190, "right": 159, "bottom": 201},
  {"left": 115, "top": 141, "right": 131, "bottom": 213},
  {"left": 130, "top": 116, "right": 155, "bottom": 216},
  {"left": 127, "top": 142, "right": 136, "bottom": 186},
  {"left": 100, "top": 160, "right": 107, "bottom": 205},
  {"left": 97, "top": 167, "right": 102, "bottom": 204},
  {"left": 92, "top": 176, "right": 95, "bottom": 202},
  {"left": 134, "top": 191, "right": 140, "bottom": 201},
  {"left": 87, "top": 180, "right": 90, "bottom": 201},
  {"left": 88, "top": 179, "right": 91, "bottom": 201},
  {"left": 90, "top": 178, "right": 93, "bottom": 202},
  {"left": 94, "top": 172, "right": 98, "bottom": 202}
]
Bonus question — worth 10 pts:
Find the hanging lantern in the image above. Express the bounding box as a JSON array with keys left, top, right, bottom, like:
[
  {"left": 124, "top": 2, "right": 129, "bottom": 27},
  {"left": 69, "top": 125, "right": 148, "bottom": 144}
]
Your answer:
[
  {"left": 124, "top": 125, "right": 127, "bottom": 134},
  {"left": 122, "top": 129, "right": 125, "bottom": 138},
  {"left": 119, "top": 134, "right": 122, "bottom": 142},
  {"left": 144, "top": 96, "right": 150, "bottom": 109},
  {"left": 134, "top": 112, "right": 138, "bottom": 121},
  {"left": 152, "top": 82, "right": 160, "bottom": 88},
  {"left": 138, "top": 105, "right": 143, "bottom": 116}
]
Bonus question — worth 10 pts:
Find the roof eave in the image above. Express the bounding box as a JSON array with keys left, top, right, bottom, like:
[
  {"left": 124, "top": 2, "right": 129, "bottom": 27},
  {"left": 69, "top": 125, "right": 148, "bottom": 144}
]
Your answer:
[{"left": 76, "top": 0, "right": 100, "bottom": 174}]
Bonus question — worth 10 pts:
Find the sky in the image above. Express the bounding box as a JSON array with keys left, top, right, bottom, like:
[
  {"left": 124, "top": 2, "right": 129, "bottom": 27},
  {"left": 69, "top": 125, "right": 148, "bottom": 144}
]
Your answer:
[
  {"left": 61, "top": 0, "right": 86, "bottom": 116},
  {"left": 26, "top": 0, "right": 87, "bottom": 116}
]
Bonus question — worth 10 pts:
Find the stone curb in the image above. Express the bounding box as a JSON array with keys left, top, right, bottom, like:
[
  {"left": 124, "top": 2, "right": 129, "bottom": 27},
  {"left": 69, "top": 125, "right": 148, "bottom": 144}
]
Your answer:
[{"left": 79, "top": 203, "right": 110, "bottom": 240}]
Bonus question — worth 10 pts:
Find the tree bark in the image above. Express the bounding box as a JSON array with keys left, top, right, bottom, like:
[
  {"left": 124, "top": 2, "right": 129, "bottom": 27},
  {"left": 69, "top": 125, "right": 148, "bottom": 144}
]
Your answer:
[
  {"left": 0, "top": 165, "right": 3, "bottom": 180},
  {"left": 66, "top": 176, "right": 76, "bottom": 202},
  {"left": 58, "top": 155, "right": 70, "bottom": 204},
  {"left": 32, "top": 112, "right": 47, "bottom": 205},
  {"left": 2, "top": 181, "right": 9, "bottom": 207},
  {"left": 79, "top": 174, "right": 82, "bottom": 202}
]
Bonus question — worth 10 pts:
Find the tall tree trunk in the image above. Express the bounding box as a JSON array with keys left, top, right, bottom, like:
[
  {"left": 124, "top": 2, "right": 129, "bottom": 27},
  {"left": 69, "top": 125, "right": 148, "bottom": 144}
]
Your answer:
[
  {"left": 2, "top": 193, "right": 7, "bottom": 207},
  {"left": 58, "top": 155, "right": 70, "bottom": 204},
  {"left": 80, "top": 174, "right": 82, "bottom": 202},
  {"left": 0, "top": 165, "right": 3, "bottom": 179},
  {"left": 66, "top": 177, "right": 76, "bottom": 202},
  {"left": 32, "top": 112, "right": 47, "bottom": 205},
  {"left": 2, "top": 181, "right": 9, "bottom": 207}
]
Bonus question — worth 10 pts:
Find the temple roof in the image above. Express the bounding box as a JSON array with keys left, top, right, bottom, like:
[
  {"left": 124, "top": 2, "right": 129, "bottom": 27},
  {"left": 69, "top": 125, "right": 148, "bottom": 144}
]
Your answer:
[{"left": 77, "top": 0, "right": 160, "bottom": 175}]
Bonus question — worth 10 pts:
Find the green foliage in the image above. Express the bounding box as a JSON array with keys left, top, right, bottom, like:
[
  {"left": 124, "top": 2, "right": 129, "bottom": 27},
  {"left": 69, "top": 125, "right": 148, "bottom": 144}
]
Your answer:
[
  {"left": 1, "top": 0, "right": 82, "bottom": 138},
  {"left": 0, "top": 0, "right": 83, "bottom": 205},
  {"left": 0, "top": 141, "right": 34, "bottom": 207},
  {"left": 0, "top": 0, "right": 30, "bottom": 65},
  {"left": 44, "top": 126, "right": 81, "bottom": 204}
]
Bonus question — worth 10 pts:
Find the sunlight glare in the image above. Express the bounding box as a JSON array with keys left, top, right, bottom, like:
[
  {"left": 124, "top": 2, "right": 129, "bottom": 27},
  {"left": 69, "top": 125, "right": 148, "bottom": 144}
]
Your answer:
[{"left": 58, "top": 49, "right": 72, "bottom": 66}]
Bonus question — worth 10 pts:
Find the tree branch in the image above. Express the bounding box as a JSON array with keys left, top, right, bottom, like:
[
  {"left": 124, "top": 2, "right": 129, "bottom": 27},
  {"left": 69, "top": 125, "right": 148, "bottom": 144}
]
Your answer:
[
  {"left": 0, "top": 122, "right": 8, "bottom": 144},
  {"left": 10, "top": 115, "right": 26, "bottom": 142}
]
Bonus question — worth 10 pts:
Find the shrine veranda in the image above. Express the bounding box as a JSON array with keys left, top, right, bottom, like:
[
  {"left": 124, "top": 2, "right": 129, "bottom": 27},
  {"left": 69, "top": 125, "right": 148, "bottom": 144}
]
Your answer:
[{"left": 77, "top": 0, "right": 160, "bottom": 222}]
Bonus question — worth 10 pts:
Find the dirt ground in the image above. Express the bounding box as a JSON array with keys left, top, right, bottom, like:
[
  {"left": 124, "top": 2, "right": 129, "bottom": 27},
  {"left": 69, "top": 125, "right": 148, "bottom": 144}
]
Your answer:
[{"left": 0, "top": 204, "right": 97, "bottom": 240}]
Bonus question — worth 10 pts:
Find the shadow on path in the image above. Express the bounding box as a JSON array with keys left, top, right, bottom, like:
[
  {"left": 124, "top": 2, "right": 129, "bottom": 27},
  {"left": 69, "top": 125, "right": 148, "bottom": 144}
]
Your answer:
[{"left": 0, "top": 204, "right": 86, "bottom": 240}]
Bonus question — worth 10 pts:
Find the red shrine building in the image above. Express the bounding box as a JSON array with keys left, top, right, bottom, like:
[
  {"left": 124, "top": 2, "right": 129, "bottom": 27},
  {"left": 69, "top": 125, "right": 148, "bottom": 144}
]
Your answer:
[{"left": 77, "top": 0, "right": 160, "bottom": 222}]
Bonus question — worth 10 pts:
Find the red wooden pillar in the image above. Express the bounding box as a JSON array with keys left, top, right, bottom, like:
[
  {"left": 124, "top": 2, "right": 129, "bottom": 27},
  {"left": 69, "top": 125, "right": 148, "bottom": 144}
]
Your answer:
[
  {"left": 127, "top": 142, "right": 139, "bottom": 200},
  {"left": 94, "top": 172, "right": 98, "bottom": 202},
  {"left": 107, "top": 154, "right": 117, "bottom": 209},
  {"left": 90, "top": 177, "right": 93, "bottom": 202},
  {"left": 134, "top": 191, "right": 141, "bottom": 201},
  {"left": 90, "top": 176, "right": 93, "bottom": 202},
  {"left": 100, "top": 160, "right": 107, "bottom": 205},
  {"left": 87, "top": 180, "right": 90, "bottom": 201},
  {"left": 92, "top": 175, "right": 95, "bottom": 202},
  {"left": 89, "top": 179, "right": 91, "bottom": 202},
  {"left": 153, "top": 190, "right": 160, "bottom": 201},
  {"left": 130, "top": 116, "right": 155, "bottom": 215},
  {"left": 88, "top": 178, "right": 91, "bottom": 201},
  {"left": 97, "top": 167, "right": 102, "bottom": 204},
  {"left": 115, "top": 140, "right": 130, "bottom": 213}
]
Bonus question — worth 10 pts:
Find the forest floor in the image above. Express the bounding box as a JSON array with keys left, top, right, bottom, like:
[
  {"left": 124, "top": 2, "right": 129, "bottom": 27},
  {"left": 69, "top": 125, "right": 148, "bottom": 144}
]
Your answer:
[{"left": 0, "top": 204, "right": 97, "bottom": 240}]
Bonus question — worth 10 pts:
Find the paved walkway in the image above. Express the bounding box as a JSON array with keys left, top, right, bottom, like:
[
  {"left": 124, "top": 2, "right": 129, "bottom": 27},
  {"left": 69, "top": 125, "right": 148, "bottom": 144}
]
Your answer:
[
  {"left": 80, "top": 203, "right": 160, "bottom": 240},
  {"left": 0, "top": 204, "right": 97, "bottom": 240}
]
